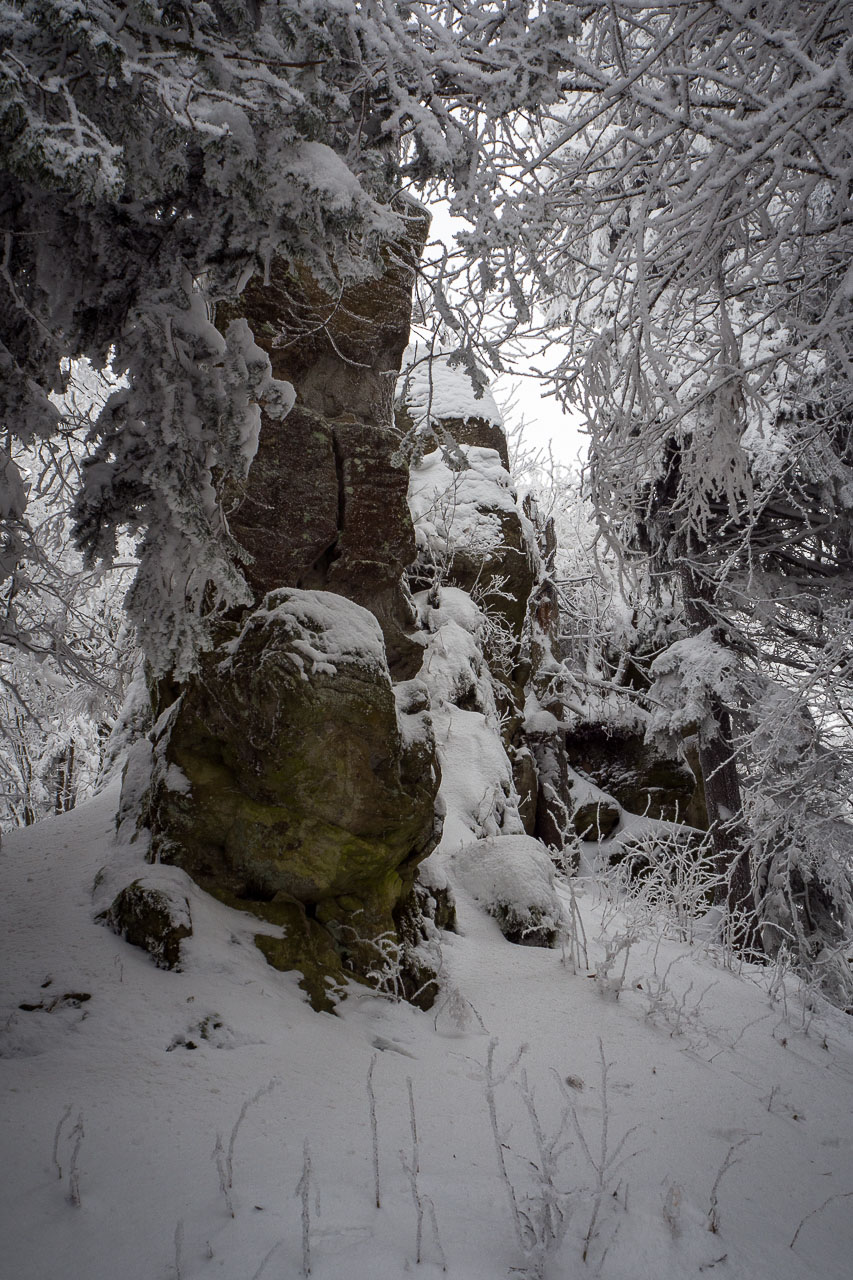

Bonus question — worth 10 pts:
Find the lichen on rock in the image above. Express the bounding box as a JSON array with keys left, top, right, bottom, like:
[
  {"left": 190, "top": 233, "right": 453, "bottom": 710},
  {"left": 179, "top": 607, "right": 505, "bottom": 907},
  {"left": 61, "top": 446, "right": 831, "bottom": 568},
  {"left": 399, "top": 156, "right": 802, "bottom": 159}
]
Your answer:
[
  {"left": 144, "top": 589, "right": 441, "bottom": 1008},
  {"left": 100, "top": 878, "right": 192, "bottom": 971}
]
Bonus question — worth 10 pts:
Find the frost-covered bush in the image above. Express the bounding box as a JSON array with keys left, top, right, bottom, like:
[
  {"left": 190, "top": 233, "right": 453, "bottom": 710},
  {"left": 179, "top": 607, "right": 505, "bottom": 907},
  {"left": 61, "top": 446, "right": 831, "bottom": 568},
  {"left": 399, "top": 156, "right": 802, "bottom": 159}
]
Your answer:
[
  {"left": 605, "top": 824, "right": 717, "bottom": 945},
  {"left": 0, "top": 411, "right": 134, "bottom": 827},
  {"left": 644, "top": 630, "right": 746, "bottom": 749},
  {"left": 742, "top": 683, "right": 853, "bottom": 1006}
]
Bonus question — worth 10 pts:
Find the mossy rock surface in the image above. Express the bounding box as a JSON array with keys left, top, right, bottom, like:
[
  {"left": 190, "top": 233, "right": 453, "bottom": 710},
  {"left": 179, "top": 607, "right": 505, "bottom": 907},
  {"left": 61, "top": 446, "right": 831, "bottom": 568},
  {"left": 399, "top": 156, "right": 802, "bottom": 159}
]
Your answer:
[
  {"left": 211, "top": 885, "right": 442, "bottom": 1014},
  {"left": 145, "top": 590, "right": 441, "bottom": 1006},
  {"left": 101, "top": 879, "right": 191, "bottom": 971},
  {"left": 253, "top": 898, "right": 351, "bottom": 1014},
  {"left": 150, "top": 591, "right": 438, "bottom": 901},
  {"left": 572, "top": 800, "right": 621, "bottom": 842}
]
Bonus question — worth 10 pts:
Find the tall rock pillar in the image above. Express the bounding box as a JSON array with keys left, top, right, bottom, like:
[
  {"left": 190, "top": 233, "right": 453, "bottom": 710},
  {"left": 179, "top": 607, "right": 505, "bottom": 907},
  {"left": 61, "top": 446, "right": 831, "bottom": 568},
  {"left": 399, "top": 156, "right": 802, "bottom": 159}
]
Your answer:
[{"left": 137, "top": 207, "right": 442, "bottom": 1010}]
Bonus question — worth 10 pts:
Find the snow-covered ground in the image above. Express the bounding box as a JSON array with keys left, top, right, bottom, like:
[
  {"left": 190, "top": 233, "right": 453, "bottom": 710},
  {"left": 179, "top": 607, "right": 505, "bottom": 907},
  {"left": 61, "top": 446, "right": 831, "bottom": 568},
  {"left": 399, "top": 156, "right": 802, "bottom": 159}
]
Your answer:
[
  {"left": 3, "top": 785, "right": 853, "bottom": 1280},
  {"left": 3, "top": 432, "right": 851, "bottom": 1280}
]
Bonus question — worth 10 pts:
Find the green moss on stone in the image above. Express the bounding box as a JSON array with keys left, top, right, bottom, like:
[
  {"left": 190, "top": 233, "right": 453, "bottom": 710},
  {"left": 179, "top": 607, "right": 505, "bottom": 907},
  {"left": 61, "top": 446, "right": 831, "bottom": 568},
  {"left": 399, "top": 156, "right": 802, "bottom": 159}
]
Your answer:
[{"left": 145, "top": 592, "right": 441, "bottom": 1008}]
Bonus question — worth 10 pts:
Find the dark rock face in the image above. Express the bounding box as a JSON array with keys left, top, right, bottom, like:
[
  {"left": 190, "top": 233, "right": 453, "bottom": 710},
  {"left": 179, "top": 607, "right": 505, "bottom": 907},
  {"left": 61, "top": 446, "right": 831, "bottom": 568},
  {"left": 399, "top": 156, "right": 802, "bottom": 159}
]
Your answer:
[
  {"left": 225, "top": 403, "right": 421, "bottom": 677},
  {"left": 147, "top": 590, "right": 440, "bottom": 1008},
  {"left": 326, "top": 419, "right": 421, "bottom": 676},
  {"left": 572, "top": 799, "right": 621, "bottom": 841},
  {"left": 235, "top": 245, "right": 422, "bottom": 426},
  {"left": 223, "top": 403, "right": 340, "bottom": 596},
  {"left": 221, "top": 217, "right": 429, "bottom": 678},
  {"left": 101, "top": 879, "right": 191, "bottom": 971},
  {"left": 564, "top": 724, "right": 703, "bottom": 826}
]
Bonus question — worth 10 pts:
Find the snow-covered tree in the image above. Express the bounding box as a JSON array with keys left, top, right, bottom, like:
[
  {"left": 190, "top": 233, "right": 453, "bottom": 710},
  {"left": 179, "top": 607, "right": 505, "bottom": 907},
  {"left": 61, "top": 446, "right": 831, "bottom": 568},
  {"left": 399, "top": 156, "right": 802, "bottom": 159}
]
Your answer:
[
  {"left": 1, "top": 0, "right": 578, "bottom": 675},
  {"left": 0, "top": 392, "right": 134, "bottom": 827},
  {"left": 503, "top": 1, "right": 853, "bottom": 959}
]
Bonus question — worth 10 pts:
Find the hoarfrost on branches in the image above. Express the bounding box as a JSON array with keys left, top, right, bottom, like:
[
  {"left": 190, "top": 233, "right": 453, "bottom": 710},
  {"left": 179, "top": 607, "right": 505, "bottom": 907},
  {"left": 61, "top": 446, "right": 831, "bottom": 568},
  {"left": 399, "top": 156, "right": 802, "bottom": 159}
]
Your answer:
[{"left": 1, "top": 0, "right": 579, "bottom": 674}]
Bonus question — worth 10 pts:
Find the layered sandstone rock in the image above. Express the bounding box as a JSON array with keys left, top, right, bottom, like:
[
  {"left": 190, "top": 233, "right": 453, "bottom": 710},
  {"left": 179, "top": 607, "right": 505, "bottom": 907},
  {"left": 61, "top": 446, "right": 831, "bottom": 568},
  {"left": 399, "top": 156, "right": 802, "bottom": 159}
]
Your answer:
[
  {"left": 132, "top": 210, "right": 443, "bottom": 1008},
  {"left": 220, "top": 212, "right": 429, "bottom": 678}
]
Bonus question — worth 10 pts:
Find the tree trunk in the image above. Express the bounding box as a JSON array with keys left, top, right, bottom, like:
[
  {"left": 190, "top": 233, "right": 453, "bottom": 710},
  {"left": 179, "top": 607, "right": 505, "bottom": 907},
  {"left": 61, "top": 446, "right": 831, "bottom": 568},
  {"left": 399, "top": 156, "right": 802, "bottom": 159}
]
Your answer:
[
  {"left": 680, "top": 565, "right": 760, "bottom": 950},
  {"left": 54, "top": 741, "right": 75, "bottom": 815}
]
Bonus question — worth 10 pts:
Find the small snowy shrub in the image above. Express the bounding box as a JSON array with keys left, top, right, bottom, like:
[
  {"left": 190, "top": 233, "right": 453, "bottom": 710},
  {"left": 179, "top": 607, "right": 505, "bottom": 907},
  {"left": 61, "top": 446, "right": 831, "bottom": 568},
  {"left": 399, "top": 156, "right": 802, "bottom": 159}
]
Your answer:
[
  {"left": 606, "top": 826, "right": 718, "bottom": 944},
  {"left": 450, "top": 835, "right": 565, "bottom": 947}
]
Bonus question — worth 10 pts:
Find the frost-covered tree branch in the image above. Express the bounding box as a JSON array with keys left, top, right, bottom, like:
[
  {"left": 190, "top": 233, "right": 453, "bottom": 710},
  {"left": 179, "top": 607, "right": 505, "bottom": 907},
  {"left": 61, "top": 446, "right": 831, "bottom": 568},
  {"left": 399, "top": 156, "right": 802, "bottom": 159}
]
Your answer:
[{"left": 0, "top": 0, "right": 580, "bottom": 673}]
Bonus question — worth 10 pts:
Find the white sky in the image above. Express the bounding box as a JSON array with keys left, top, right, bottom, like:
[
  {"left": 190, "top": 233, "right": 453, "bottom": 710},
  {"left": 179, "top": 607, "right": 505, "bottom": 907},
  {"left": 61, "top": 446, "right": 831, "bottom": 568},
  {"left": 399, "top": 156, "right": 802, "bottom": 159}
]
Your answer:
[
  {"left": 425, "top": 201, "right": 585, "bottom": 468},
  {"left": 493, "top": 372, "right": 586, "bottom": 467}
]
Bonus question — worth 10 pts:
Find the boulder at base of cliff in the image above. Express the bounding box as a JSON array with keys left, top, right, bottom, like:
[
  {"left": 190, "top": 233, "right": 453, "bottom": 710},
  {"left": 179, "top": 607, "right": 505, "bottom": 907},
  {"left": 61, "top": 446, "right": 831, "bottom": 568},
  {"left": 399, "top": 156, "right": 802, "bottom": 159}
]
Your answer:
[
  {"left": 572, "top": 800, "right": 622, "bottom": 842},
  {"left": 565, "top": 724, "right": 703, "bottom": 826},
  {"left": 142, "top": 589, "right": 441, "bottom": 1009},
  {"left": 450, "top": 835, "right": 565, "bottom": 947},
  {"left": 566, "top": 768, "right": 622, "bottom": 842},
  {"left": 100, "top": 876, "right": 192, "bottom": 971}
]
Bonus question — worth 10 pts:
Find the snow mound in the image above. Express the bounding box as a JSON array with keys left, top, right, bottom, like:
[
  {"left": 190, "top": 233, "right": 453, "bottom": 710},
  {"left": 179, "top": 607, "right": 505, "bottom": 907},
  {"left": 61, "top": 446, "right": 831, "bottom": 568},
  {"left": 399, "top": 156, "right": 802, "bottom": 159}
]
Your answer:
[
  {"left": 408, "top": 445, "right": 519, "bottom": 559},
  {"left": 450, "top": 835, "right": 564, "bottom": 947},
  {"left": 222, "top": 587, "right": 388, "bottom": 679},
  {"left": 5, "top": 789, "right": 853, "bottom": 1280},
  {"left": 400, "top": 350, "right": 502, "bottom": 428}
]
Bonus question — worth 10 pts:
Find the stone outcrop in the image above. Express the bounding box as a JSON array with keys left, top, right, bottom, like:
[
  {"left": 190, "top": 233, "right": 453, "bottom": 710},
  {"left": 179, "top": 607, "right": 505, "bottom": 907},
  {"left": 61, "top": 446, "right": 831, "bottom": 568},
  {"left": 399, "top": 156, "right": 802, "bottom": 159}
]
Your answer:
[
  {"left": 219, "top": 211, "right": 430, "bottom": 679},
  {"left": 149, "top": 591, "right": 438, "bottom": 898},
  {"left": 518, "top": 515, "right": 580, "bottom": 860},
  {"left": 564, "top": 723, "right": 705, "bottom": 827},
  {"left": 526, "top": 716, "right": 573, "bottom": 851},
  {"left": 145, "top": 590, "right": 440, "bottom": 1009},
  {"left": 398, "top": 352, "right": 510, "bottom": 469},
  {"left": 401, "top": 377, "right": 585, "bottom": 864},
  {"left": 100, "top": 878, "right": 192, "bottom": 971},
  {"left": 121, "top": 213, "right": 711, "bottom": 1008},
  {"left": 127, "top": 209, "right": 447, "bottom": 1008}
]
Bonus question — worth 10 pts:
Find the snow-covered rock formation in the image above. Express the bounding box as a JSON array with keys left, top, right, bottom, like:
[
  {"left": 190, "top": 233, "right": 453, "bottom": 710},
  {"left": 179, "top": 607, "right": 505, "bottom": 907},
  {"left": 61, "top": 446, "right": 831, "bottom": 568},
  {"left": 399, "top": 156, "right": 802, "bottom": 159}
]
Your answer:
[{"left": 111, "top": 292, "right": 707, "bottom": 1011}]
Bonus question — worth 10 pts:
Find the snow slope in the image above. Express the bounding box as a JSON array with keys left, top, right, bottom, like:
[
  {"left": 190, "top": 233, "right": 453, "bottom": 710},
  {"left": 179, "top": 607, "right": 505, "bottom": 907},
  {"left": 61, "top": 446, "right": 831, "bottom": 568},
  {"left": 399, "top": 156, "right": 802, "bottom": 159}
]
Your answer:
[{"left": 3, "top": 787, "right": 853, "bottom": 1280}]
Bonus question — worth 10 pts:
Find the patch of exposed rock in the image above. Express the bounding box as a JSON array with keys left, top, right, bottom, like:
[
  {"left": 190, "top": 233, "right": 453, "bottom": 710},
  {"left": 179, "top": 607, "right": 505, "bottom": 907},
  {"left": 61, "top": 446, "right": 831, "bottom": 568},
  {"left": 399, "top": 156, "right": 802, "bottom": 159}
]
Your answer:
[
  {"left": 100, "top": 878, "right": 192, "bottom": 971},
  {"left": 143, "top": 590, "right": 440, "bottom": 1009}
]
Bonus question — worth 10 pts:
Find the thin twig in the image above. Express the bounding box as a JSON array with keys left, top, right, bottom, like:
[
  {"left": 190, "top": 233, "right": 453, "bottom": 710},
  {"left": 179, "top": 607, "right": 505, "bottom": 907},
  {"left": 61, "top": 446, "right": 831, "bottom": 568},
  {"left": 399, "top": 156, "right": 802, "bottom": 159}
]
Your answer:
[
  {"left": 367, "top": 1052, "right": 381, "bottom": 1208},
  {"left": 790, "top": 1191, "right": 853, "bottom": 1251}
]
